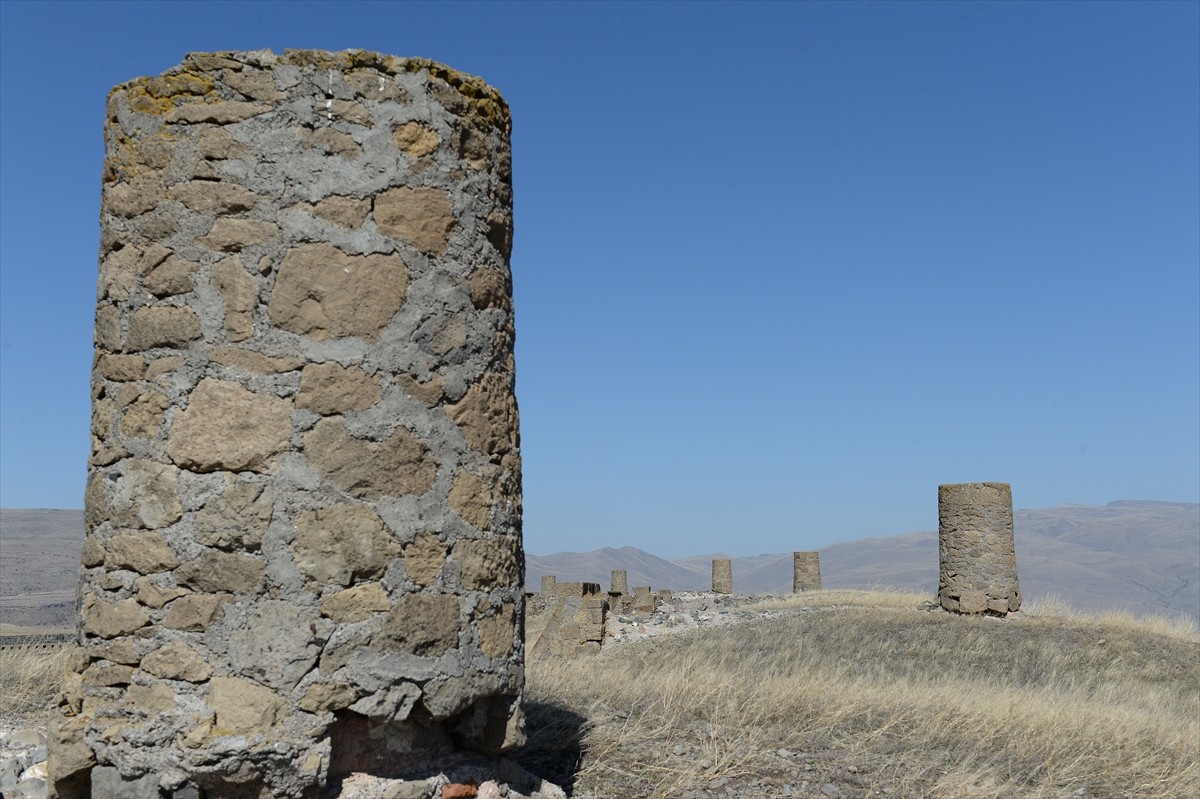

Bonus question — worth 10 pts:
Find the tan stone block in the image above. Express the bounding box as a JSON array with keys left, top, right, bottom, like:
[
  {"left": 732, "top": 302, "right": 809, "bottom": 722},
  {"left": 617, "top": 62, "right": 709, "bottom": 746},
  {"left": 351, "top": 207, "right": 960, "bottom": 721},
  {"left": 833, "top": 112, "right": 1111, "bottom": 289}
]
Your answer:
[
  {"left": 197, "top": 128, "right": 247, "bottom": 159},
  {"left": 98, "top": 354, "right": 146, "bottom": 381},
  {"left": 82, "top": 596, "right": 149, "bottom": 638},
  {"left": 309, "top": 195, "right": 370, "bottom": 228},
  {"left": 958, "top": 591, "right": 988, "bottom": 614},
  {"left": 379, "top": 594, "right": 460, "bottom": 657},
  {"left": 125, "top": 682, "right": 175, "bottom": 714},
  {"left": 161, "top": 592, "right": 231, "bottom": 631},
  {"left": 95, "top": 304, "right": 122, "bottom": 351},
  {"left": 105, "top": 532, "right": 180, "bottom": 574},
  {"left": 83, "top": 472, "right": 109, "bottom": 532},
  {"left": 47, "top": 714, "right": 95, "bottom": 787},
  {"left": 426, "top": 316, "right": 467, "bottom": 356},
  {"left": 166, "top": 100, "right": 269, "bottom": 124},
  {"left": 298, "top": 126, "right": 361, "bottom": 157},
  {"left": 120, "top": 390, "right": 168, "bottom": 439},
  {"left": 141, "top": 639, "right": 213, "bottom": 682},
  {"left": 146, "top": 355, "right": 184, "bottom": 379},
  {"left": 269, "top": 243, "right": 407, "bottom": 342},
  {"left": 126, "top": 306, "right": 201, "bottom": 350},
  {"left": 91, "top": 396, "right": 115, "bottom": 439},
  {"left": 224, "top": 68, "right": 287, "bottom": 102},
  {"left": 86, "top": 637, "right": 141, "bottom": 666},
  {"left": 296, "top": 362, "right": 381, "bottom": 415},
  {"left": 446, "top": 371, "right": 519, "bottom": 460},
  {"left": 82, "top": 662, "right": 135, "bottom": 687},
  {"left": 298, "top": 681, "right": 358, "bottom": 713},
  {"left": 320, "top": 582, "right": 391, "bottom": 623},
  {"left": 395, "top": 373, "right": 444, "bottom": 406},
  {"left": 375, "top": 186, "right": 454, "bottom": 255},
  {"left": 456, "top": 536, "right": 520, "bottom": 591},
  {"left": 478, "top": 605, "right": 515, "bottom": 659},
  {"left": 104, "top": 175, "right": 162, "bottom": 218},
  {"left": 142, "top": 254, "right": 197, "bottom": 297},
  {"left": 403, "top": 534, "right": 447, "bottom": 586},
  {"left": 209, "top": 676, "right": 285, "bottom": 734},
  {"left": 197, "top": 218, "right": 279, "bottom": 251},
  {"left": 133, "top": 576, "right": 187, "bottom": 608},
  {"left": 455, "top": 123, "right": 491, "bottom": 170},
  {"left": 467, "top": 266, "right": 511, "bottom": 310},
  {"left": 109, "top": 459, "right": 182, "bottom": 529},
  {"left": 195, "top": 479, "right": 274, "bottom": 550},
  {"left": 292, "top": 504, "right": 400, "bottom": 586},
  {"left": 212, "top": 255, "right": 257, "bottom": 341},
  {"left": 448, "top": 470, "right": 492, "bottom": 529},
  {"left": 175, "top": 549, "right": 265, "bottom": 594},
  {"left": 303, "top": 418, "right": 436, "bottom": 500},
  {"left": 80, "top": 536, "right": 106, "bottom": 567},
  {"left": 211, "top": 346, "right": 303, "bottom": 373},
  {"left": 393, "top": 122, "right": 440, "bottom": 157},
  {"left": 168, "top": 378, "right": 291, "bottom": 472}
]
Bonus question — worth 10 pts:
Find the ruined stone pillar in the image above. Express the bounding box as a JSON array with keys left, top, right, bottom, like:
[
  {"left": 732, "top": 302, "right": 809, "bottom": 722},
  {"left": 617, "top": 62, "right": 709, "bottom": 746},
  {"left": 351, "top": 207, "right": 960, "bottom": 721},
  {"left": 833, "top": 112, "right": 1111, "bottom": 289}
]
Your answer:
[
  {"left": 712, "top": 559, "right": 733, "bottom": 594},
  {"left": 53, "top": 49, "right": 522, "bottom": 799},
  {"left": 540, "top": 574, "right": 557, "bottom": 596},
  {"left": 792, "top": 551, "right": 821, "bottom": 592},
  {"left": 632, "top": 585, "right": 654, "bottom": 614},
  {"left": 938, "top": 482, "right": 1022, "bottom": 615},
  {"left": 610, "top": 569, "right": 628, "bottom": 596}
]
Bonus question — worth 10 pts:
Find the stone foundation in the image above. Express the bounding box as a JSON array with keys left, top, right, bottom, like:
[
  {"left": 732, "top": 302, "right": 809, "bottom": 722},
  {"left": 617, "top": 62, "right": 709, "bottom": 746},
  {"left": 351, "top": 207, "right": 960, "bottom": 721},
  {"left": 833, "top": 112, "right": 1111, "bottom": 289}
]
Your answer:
[
  {"left": 937, "top": 482, "right": 1021, "bottom": 615},
  {"left": 52, "top": 49, "right": 523, "bottom": 799}
]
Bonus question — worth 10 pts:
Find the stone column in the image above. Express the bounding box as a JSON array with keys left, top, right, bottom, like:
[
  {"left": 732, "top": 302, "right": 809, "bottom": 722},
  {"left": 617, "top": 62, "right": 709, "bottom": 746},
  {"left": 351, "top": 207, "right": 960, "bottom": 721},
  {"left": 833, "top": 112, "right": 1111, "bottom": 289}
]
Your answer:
[
  {"left": 792, "top": 551, "right": 821, "bottom": 592},
  {"left": 632, "top": 586, "right": 654, "bottom": 614},
  {"left": 712, "top": 559, "right": 733, "bottom": 594},
  {"left": 938, "top": 482, "right": 1022, "bottom": 615},
  {"left": 540, "top": 574, "right": 557, "bottom": 596},
  {"left": 610, "top": 569, "right": 628, "bottom": 595},
  {"left": 52, "top": 50, "right": 521, "bottom": 799}
]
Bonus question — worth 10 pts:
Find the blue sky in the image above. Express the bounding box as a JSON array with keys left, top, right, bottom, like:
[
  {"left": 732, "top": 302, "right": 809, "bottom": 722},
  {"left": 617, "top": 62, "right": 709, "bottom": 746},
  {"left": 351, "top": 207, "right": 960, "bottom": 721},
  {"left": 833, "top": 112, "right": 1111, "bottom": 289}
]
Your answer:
[{"left": 0, "top": 1, "right": 1196, "bottom": 557}]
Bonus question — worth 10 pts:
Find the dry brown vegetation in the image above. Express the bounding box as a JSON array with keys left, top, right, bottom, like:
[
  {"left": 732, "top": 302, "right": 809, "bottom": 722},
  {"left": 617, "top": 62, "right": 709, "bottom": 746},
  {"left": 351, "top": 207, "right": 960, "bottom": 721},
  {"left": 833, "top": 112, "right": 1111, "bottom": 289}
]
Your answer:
[
  {"left": 0, "top": 643, "right": 71, "bottom": 721},
  {"left": 515, "top": 591, "right": 1200, "bottom": 798}
]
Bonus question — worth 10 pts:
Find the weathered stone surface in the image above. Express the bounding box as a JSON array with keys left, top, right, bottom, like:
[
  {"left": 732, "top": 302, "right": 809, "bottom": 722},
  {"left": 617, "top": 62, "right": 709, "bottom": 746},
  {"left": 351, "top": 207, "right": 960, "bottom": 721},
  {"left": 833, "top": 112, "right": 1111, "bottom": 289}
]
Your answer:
[
  {"left": 126, "top": 307, "right": 201, "bottom": 350},
  {"left": 142, "top": 254, "right": 196, "bottom": 297},
  {"left": 468, "top": 266, "right": 511, "bottom": 311},
  {"left": 298, "top": 681, "right": 357, "bottom": 713},
  {"left": 448, "top": 471, "right": 493, "bottom": 529},
  {"left": 47, "top": 715, "right": 94, "bottom": 791},
  {"left": 292, "top": 504, "right": 400, "bottom": 586},
  {"left": 375, "top": 187, "right": 455, "bottom": 255},
  {"left": 303, "top": 418, "right": 436, "bottom": 500},
  {"left": 309, "top": 195, "right": 370, "bottom": 228},
  {"left": 447, "top": 371, "right": 519, "bottom": 460},
  {"left": 133, "top": 576, "right": 186, "bottom": 608},
  {"left": 82, "top": 662, "right": 136, "bottom": 687},
  {"left": 478, "top": 605, "right": 516, "bottom": 660},
  {"left": 166, "top": 100, "right": 269, "bottom": 124},
  {"left": 793, "top": 551, "right": 821, "bottom": 593},
  {"left": 938, "top": 482, "right": 1021, "bottom": 615},
  {"left": 105, "top": 532, "right": 180, "bottom": 574},
  {"left": 395, "top": 373, "right": 444, "bottom": 406},
  {"left": 712, "top": 559, "right": 733, "bottom": 594},
  {"left": 196, "top": 128, "right": 247, "bottom": 159},
  {"left": 227, "top": 600, "right": 330, "bottom": 691},
  {"left": 403, "top": 534, "right": 447, "bottom": 586},
  {"left": 197, "top": 218, "right": 279, "bottom": 251},
  {"left": 90, "top": 765, "right": 160, "bottom": 799},
  {"left": 161, "top": 593, "right": 231, "bottom": 631},
  {"left": 167, "top": 181, "right": 259, "bottom": 214},
  {"left": 175, "top": 549, "right": 265, "bottom": 594},
  {"left": 194, "top": 480, "right": 274, "bottom": 550},
  {"left": 120, "top": 390, "right": 168, "bottom": 439},
  {"left": 210, "top": 346, "right": 303, "bottom": 373},
  {"left": 393, "top": 122, "right": 440, "bottom": 157},
  {"left": 456, "top": 536, "right": 520, "bottom": 591},
  {"left": 212, "top": 255, "right": 257, "bottom": 341},
  {"left": 105, "top": 176, "right": 163, "bottom": 218},
  {"left": 380, "top": 594, "right": 460, "bottom": 657},
  {"left": 269, "top": 243, "right": 407, "bottom": 341},
  {"left": 168, "top": 378, "right": 291, "bottom": 472},
  {"left": 98, "top": 354, "right": 146, "bottom": 382},
  {"left": 349, "top": 683, "right": 421, "bottom": 723},
  {"left": 298, "top": 126, "right": 361, "bottom": 157},
  {"left": 320, "top": 582, "right": 391, "bottom": 623},
  {"left": 141, "top": 639, "right": 213, "bottom": 682},
  {"left": 82, "top": 597, "right": 149, "bottom": 638},
  {"left": 296, "top": 361, "right": 381, "bottom": 415},
  {"left": 208, "top": 676, "right": 285, "bottom": 734},
  {"left": 109, "top": 459, "right": 182, "bottom": 529}
]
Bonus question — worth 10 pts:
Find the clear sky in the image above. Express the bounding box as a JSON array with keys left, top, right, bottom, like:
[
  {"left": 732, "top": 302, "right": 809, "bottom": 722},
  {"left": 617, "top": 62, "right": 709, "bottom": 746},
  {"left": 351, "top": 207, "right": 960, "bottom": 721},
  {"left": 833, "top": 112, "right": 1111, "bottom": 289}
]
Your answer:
[{"left": 0, "top": 1, "right": 1196, "bottom": 557}]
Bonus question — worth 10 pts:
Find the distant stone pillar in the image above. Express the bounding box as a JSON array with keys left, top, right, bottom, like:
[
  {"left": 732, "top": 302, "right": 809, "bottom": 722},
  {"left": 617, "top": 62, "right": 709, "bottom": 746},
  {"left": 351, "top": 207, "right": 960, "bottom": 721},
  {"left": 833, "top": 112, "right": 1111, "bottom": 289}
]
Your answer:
[
  {"left": 541, "top": 574, "right": 557, "bottom": 596},
  {"left": 793, "top": 551, "right": 821, "bottom": 592},
  {"left": 53, "top": 50, "right": 522, "bottom": 799},
  {"left": 610, "top": 569, "right": 628, "bottom": 595},
  {"left": 632, "top": 586, "right": 654, "bottom": 613},
  {"left": 712, "top": 559, "right": 733, "bottom": 594},
  {"left": 938, "top": 482, "right": 1022, "bottom": 614}
]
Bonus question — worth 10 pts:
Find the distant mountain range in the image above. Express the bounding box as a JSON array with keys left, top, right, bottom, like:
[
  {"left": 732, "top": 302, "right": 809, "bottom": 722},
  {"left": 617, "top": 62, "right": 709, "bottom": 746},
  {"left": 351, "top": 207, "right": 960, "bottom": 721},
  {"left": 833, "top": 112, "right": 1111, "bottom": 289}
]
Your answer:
[{"left": 2, "top": 501, "right": 1197, "bottom": 628}]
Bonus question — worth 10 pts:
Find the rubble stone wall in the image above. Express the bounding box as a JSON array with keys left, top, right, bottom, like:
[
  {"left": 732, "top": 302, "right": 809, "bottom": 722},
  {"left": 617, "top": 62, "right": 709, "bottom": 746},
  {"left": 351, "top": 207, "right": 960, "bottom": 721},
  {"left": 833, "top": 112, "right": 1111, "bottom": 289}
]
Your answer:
[
  {"left": 711, "top": 559, "right": 733, "bottom": 594},
  {"left": 792, "top": 551, "right": 820, "bottom": 592},
  {"left": 53, "top": 49, "right": 522, "bottom": 799},
  {"left": 938, "top": 482, "right": 1021, "bottom": 615}
]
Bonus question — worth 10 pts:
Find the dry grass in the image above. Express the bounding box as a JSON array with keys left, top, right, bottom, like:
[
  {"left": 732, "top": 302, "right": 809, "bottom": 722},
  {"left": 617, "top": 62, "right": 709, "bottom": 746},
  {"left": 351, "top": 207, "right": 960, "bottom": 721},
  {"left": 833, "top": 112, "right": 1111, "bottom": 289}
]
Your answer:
[
  {"left": 0, "top": 643, "right": 71, "bottom": 720},
  {"left": 516, "top": 595, "right": 1200, "bottom": 798}
]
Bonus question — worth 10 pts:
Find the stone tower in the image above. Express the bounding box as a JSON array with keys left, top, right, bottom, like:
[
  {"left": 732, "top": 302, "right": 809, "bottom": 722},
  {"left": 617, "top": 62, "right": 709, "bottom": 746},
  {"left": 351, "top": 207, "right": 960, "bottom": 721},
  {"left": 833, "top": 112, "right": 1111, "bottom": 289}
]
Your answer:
[
  {"left": 937, "top": 482, "right": 1021, "bottom": 615},
  {"left": 792, "top": 551, "right": 820, "bottom": 592},
  {"left": 51, "top": 49, "right": 522, "bottom": 799}
]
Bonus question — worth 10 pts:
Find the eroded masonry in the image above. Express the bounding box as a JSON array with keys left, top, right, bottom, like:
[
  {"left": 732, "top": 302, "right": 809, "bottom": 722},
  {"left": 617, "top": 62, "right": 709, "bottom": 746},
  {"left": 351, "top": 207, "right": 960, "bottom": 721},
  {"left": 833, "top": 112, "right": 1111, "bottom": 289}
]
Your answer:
[
  {"left": 938, "top": 482, "right": 1021, "bottom": 615},
  {"left": 52, "top": 49, "right": 522, "bottom": 799}
]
